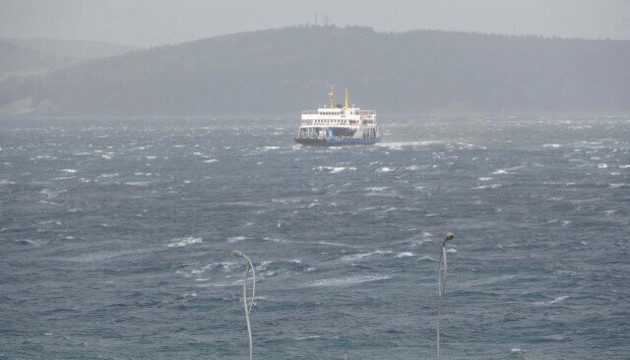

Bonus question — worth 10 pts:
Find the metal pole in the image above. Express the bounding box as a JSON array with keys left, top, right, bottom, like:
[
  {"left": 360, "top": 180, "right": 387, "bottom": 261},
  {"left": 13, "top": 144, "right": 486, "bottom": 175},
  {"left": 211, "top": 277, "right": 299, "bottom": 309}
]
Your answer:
[
  {"left": 233, "top": 250, "right": 256, "bottom": 360},
  {"left": 437, "top": 233, "right": 454, "bottom": 360}
]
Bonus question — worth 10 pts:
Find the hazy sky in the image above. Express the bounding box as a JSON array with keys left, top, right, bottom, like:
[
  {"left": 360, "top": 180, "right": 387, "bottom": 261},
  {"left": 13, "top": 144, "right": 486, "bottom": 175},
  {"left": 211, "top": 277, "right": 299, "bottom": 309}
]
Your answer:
[{"left": 1, "top": 0, "right": 629, "bottom": 46}]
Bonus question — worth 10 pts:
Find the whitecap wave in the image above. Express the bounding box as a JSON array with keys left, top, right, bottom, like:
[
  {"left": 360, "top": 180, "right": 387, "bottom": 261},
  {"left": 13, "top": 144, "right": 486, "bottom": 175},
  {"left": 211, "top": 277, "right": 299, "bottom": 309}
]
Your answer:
[
  {"left": 309, "top": 275, "right": 391, "bottom": 287},
  {"left": 341, "top": 250, "right": 393, "bottom": 262},
  {"left": 99, "top": 173, "right": 119, "bottom": 178},
  {"left": 125, "top": 181, "right": 151, "bottom": 186},
  {"left": 295, "top": 335, "right": 322, "bottom": 341},
  {"left": 31, "top": 155, "right": 57, "bottom": 160},
  {"left": 313, "top": 166, "right": 357, "bottom": 173},
  {"left": 317, "top": 241, "right": 354, "bottom": 248},
  {"left": 263, "top": 237, "right": 290, "bottom": 243},
  {"left": 66, "top": 249, "right": 143, "bottom": 262},
  {"left": 168, "top": 237, "right": 202, "bottom": 247},
  {"left": 365, "top": 186, "right": 388, "bottom": 191},
  {"left": 534, "top": 295, "right": 569, "bottom": 306},
  {"left": 377, "top": 167, "right": 394, "bottom": 173},
  {"left": 15, "top": 239, "right": 47, "bottom": 246},
  {"left": 377, "top": 141, "right": 444, "bottom": 149},
  {"left": 472, "top": 184, "right": 502, "bottom": 190},
  {"left": 40, "top": 188, "right": 66, "bottom": 199},
  {"left": 492, "top": 165, "right": 523, "bottom": 175},
  {"left": 177, "top": 261, "right": 239, "bottom": 277},
  {"left": 227, "top": 236, "right": 246, "bottom": 243}
]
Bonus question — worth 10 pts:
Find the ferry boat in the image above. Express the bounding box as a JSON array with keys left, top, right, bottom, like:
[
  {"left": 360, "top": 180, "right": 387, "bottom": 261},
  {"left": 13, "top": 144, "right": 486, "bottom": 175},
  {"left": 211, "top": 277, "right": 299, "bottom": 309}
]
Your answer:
[{"left": 294, "top": 86, "right": 381, "bottom": 146}]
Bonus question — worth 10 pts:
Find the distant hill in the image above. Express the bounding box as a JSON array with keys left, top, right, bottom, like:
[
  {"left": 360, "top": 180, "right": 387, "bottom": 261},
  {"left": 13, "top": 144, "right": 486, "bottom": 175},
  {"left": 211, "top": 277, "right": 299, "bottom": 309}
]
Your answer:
[
  {"left": 0, "top": 37, "right": 138, "bottom": 83},
  {"left": 1, "top": 38, "right": 138, "bottom": 62},
  {"left": 0, "top": 41, "right": 72, "bottom": 73},
  {"left": 2, "top": 26, "right": 629, "bottom": 116}
]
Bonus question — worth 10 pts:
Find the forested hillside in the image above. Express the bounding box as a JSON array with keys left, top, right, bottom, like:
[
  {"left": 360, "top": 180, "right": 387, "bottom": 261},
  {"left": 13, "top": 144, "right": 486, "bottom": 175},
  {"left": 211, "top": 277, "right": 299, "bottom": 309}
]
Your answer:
[
  {"left": 2, "top": 26, "right": 629, "bottom": 115},
  {"left": 2, "top": 38, "right": 137, "bottom": 61},
  {"left": 0, "top": 41, "right": 71, "bottom": 72}
]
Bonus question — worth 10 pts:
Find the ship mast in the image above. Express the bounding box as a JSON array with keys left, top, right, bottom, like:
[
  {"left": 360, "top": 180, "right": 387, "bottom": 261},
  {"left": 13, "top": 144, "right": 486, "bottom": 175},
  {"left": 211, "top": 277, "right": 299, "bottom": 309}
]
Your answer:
[
  {"left": 344, "top": 88, "right": 349, "bottom": 109},
  {"left": 329, "top": 85, "right": 334, "bottom": 108}
]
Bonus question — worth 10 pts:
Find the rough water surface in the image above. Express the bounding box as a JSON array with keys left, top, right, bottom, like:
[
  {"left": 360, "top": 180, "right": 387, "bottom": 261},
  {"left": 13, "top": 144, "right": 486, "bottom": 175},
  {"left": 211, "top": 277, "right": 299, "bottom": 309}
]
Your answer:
[{"left": 1, "top": 115, "right": 629, "bottom": 359}]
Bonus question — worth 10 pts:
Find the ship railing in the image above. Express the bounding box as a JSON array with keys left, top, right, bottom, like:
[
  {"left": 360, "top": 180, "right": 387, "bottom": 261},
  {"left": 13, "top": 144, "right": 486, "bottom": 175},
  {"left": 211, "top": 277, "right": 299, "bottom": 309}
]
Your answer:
[
  {"left": 300, "top": 119, "right": 362, "bottom": 127},
  {"left": 302, "top": 109, "right": 374, "bottom": 115},
  {"left": 302, "top": 113, "right": 360, "bottom": 118}
]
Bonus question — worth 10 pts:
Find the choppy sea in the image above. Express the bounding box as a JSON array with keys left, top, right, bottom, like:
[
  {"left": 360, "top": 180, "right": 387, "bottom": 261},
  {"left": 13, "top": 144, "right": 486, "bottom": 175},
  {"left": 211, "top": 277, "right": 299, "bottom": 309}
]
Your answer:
[{"left": 1, "top": 114, "right": 629, "bottom": 360}]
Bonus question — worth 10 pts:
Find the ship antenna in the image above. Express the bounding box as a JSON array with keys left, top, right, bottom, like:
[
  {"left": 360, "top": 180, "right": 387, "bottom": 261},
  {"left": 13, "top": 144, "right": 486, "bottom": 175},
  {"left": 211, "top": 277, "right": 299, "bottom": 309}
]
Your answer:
[
  {"left": 437, "top": 232, "right": 454, "bottom": 360},
  {"left": 329, "top": 85, "right": 334, "bottom": 108},
  {"left": 233, "top": 250, "right": 256, "bottom": 360},
  {"left": 344, "top": 88, "right": 349, "bottom": 109}
]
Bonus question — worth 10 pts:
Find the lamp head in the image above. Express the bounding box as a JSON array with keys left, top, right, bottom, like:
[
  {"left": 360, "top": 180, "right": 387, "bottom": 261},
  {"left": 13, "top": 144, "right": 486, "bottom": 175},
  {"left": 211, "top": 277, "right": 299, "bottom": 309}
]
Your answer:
[{"left": 232, "top": 250, "right": 245, "bottom": 258}]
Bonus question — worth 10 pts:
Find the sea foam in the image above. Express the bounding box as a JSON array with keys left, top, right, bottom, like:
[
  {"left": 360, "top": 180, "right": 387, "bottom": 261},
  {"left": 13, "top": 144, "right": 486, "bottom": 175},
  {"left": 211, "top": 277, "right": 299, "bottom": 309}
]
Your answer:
[
  {"left": 168, "top": 237, "right": 202, "bottom": 247},
  {"left": 309, "top": 275, "right": 391, "bottom": 287}
]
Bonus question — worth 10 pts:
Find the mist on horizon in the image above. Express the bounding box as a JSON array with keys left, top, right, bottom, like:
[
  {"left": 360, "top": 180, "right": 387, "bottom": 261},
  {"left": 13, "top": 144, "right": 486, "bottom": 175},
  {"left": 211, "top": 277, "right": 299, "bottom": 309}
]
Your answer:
[{"left": 1, "top": 0, "right": 629, "bottom": 47}]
